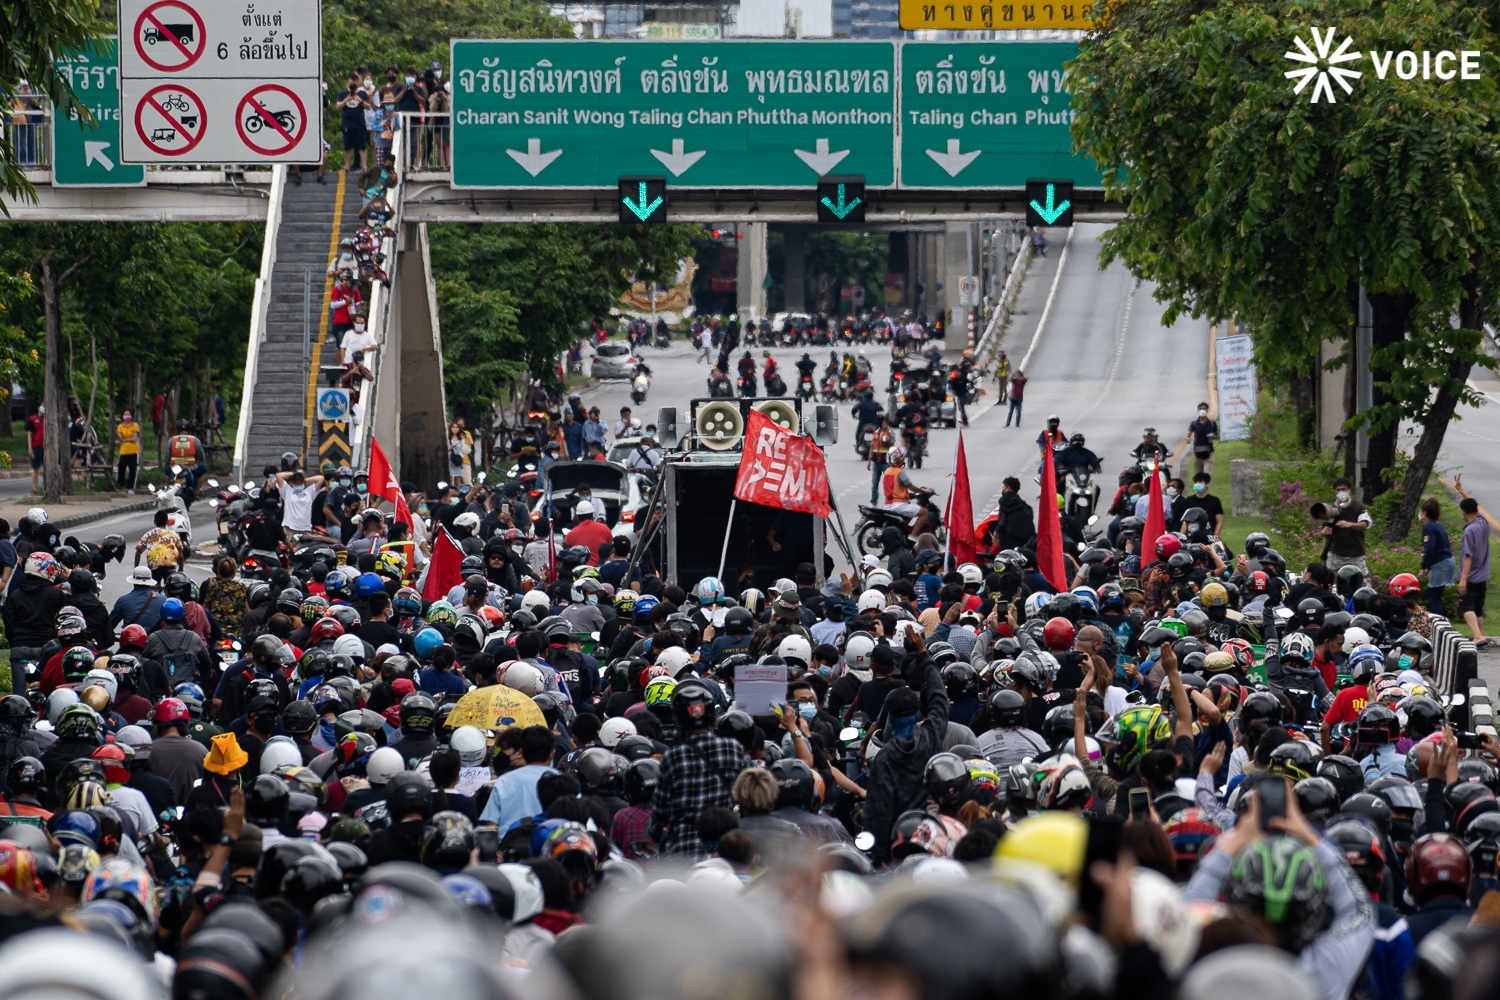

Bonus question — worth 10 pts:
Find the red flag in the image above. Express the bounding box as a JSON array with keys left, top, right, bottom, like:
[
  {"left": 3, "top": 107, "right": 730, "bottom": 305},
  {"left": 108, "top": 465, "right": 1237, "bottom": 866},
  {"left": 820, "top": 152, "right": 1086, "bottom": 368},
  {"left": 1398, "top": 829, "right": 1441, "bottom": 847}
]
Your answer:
[
  {"left": 1035, "top": 444, "right": 1068, "bottom": 592},
  {"left": 368, "top": 436, "right": 413, "bottom": 529},
  {"left": 1143, "top": 458, "right": 1166, "bottom": 555},
  {"left": 946, "top": 431, "right": 977, "bottom": 566},
  {"left": 733, "top": 409, "right": 831, "bottom": 516},
  {"left": 420, "top": 526, "right": 465, "bottom": 601}
]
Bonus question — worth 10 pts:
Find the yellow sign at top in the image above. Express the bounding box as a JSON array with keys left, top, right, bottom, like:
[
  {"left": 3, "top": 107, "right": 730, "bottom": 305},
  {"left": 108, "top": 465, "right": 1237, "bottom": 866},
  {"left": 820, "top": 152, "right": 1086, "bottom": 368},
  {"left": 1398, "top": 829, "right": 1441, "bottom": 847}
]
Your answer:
[{"left": 898, "top": 1, "right": 1095, "bottom": 31}]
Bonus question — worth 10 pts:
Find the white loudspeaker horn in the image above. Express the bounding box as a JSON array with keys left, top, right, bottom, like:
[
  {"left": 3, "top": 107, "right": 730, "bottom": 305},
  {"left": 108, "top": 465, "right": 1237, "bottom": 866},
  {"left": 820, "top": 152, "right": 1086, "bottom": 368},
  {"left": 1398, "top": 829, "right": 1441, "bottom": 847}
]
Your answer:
[
  {"left": 695, "top": 401, "right": 745, "bottom": 451},
  {"left": 753, "top": 399, "right": 800, "bottom": 434}
]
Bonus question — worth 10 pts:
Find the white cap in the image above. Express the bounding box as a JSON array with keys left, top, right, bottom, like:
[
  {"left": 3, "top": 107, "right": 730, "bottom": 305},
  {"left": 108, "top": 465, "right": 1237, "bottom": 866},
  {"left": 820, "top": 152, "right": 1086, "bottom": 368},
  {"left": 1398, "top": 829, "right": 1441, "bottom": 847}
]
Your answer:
[
  {"left": 130, "top": 565, "right": 154, "bottom": 585},
  {"left": 376, "top": 643, "right": 401, "bottom": 657},
  {"left": 454, "top": 512, "right": 481, "bottom": 531},
  {"left": 574, "top": 500, "right": 595, "bottom": 518},
  {"left": 860, "top": 554, "right": 881, "bottom": 570},
  {"left": 521, "top": 589, "right": 551, "bottom": 611}
]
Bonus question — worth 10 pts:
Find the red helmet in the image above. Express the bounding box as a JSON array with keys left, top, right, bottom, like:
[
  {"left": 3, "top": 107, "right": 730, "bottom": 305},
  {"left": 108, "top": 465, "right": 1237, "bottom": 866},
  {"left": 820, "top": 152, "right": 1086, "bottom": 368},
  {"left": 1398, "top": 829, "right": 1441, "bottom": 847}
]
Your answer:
[
  {"left": 119, "top": 624, "right": 149, "bottom": 649},
  {"left": 151, "top": 697, "right": 190, "bottom": 727},
  {"left": 1041, "top": 617, "right": 1076, "bottom": 651},
  {"left": 0, "top": 841, "right": 38, "bottom": 897},
  {"left": 1388, "top": 573, "right": 1421, "bottom": 598},
  {"left": 91, "top": 743, "right": 131, "bottom": 785},
  {"left": 1405, "top": 833, "right": 1470, "bottom": 902},
  {"left": 1154, "top": 533, "right": 1181, "bottom": 561},
  {"left": 311, "top": 617, "right": 345, "bottom": 645},
  {"left": 1248, "top": 570, "right": 1270, "bottom": 594},
  {"left": 1221, "top": 638, "right": 1256, "bottom": 674}
]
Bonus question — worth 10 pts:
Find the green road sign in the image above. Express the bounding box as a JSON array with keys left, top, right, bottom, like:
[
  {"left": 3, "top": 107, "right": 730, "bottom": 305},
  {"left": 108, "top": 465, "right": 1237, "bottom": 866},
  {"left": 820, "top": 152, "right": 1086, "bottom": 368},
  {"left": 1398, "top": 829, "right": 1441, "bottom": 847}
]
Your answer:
[
  {"left": 1026, "top": 180, "right": 1074, "bottom": 226},
  {"left": 817, "top": 176, "right": 865, "bottom": 223},
  {"left": 451, "top": 40, "right": 897, "bottom": 188},
  {"left": 52, "top": 39, "right": 146, "bottom": 188},
  {"left": 619, "top": 177, "right": 668, "bottom": 223},
  {"left": 899, "top": 41, "right": 1099, "bottom": 189}
]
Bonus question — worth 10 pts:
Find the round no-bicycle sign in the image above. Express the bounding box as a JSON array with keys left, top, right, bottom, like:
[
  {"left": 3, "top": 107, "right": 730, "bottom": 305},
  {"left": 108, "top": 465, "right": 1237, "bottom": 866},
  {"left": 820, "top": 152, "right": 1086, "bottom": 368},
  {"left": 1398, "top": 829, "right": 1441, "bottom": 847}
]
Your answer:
[
  {"left": 236, "top": 84, "right": 308, "bottom": 157},
  {"left": 133, "top": 83, "right": 207, "bottom": 157},
  {"left": 133, "top": 0, "right": 206, "bottom": 73}
]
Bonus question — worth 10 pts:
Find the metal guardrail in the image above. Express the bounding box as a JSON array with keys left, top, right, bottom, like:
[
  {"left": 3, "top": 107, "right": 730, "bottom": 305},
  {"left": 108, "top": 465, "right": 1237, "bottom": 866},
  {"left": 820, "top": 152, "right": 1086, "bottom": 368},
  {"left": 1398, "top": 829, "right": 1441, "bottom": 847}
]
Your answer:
[
  {"left": 4, "top": 109, "right": 51, "bottom": 170},
  {"left": 349, "top": 126, "right": 406, "bottom": 465},
  {"left": 398, "top": 112, "right": 450, "bottom": 173},
  {"left": 232, "top": 164, "right": 288, "bottom": 483}
]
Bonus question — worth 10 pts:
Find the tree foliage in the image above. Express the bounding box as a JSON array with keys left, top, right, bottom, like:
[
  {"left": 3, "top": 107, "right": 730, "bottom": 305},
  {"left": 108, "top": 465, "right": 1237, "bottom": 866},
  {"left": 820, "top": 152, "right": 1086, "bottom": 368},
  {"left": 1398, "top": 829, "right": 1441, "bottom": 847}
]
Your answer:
[
  {"left": 429, "top": 222, "right": 699, "bottom": 420},
  {"left": 1070, "top": 0, "right": 1500, "bottom": 535}
]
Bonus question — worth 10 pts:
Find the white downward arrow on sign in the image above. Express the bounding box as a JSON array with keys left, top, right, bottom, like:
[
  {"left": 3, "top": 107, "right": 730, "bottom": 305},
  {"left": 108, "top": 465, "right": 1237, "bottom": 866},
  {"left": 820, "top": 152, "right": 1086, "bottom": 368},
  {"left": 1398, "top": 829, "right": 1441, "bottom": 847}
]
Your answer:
[
  {"left": 506, "top": 138, "right": 563, "bottom": 177},
  {"left": 926, "top": 138, "right": 981, "bottom": 177},
  {"left": 650, "top": 138, "right": 706, "bottom": 177},
  {"left": 793, "top": 138, "right": 850, "bottom": 175},
  {"left": 84, "top": 140, "right": 116, "bottom": 170}
]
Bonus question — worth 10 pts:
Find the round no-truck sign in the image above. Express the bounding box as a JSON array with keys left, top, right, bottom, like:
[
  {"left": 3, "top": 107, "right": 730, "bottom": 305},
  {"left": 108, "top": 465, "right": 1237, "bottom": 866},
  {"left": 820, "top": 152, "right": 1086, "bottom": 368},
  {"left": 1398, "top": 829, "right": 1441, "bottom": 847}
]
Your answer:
[
  {"left": 133, "top": 0, "right": 206, "bottom": 73},
  {"left": 235, "top": 84, "right": 309, "bottom": 157},
  {"left": 133, "top": 83, "right": 207, "bottom": 157}
]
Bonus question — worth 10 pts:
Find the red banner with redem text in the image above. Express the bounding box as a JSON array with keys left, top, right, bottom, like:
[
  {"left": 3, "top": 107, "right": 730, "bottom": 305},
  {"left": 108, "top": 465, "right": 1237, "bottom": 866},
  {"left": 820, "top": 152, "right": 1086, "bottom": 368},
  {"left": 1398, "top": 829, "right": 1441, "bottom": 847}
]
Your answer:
[{"left": 733, "top": 408, "right": 832, "bottom": 517}]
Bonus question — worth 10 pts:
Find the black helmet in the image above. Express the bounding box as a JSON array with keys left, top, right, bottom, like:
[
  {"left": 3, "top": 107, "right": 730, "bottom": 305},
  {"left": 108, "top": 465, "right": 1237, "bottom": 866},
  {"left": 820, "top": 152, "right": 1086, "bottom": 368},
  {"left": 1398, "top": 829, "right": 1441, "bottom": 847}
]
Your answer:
[
  {"left": 384, "top": 771, "right": 434, "bottom": 820},
  {"left": 1046, "top": 592, "right": 1081, "bottom": 623},
  {"left": 614, "top": 735, "right": 657, "bottom": 763},
  {"left": 276, "top": 587, "right": 305, "bottom": 615},
  {"left": 174, "top": 928, "right": 269, "bottom": 1000},
  {"left": 1339, "top": 792, "right": 1393, "bottom": 836},
  {"left": 326, "top": 842, "right": 370, "bottom": 884},
  {"left": 1356, "top": 704, "right": 1400, "bottom": 745},
  {"left": 1458, "top": 758, "right": 1500, "bottom": 794},
  {"left": 769, "top": 758, "right": 819, "bottom": 810},
  {"left": 1042, "top": 705, "right": 1078, "bottom": 747},
  {"left": 0, "top": 695, "right": 32, "bottom": 738},
  {"left": 625, "top": 758, "right": 660, "bottom": 805},
  {"left": 574, "top": 747, "right": 625, "bottom": 794},
  {"left": 164, "top": 572, "right": 192, "bottom": 599},
  {"left": 6, "top": 756, "right": 45, "bottom": 796},
  {"left": 419, "top": 810, "right": 477, "bottom": 870},
  {"left": 1225, "top": 835, "right": 1330, "bottom": 952},
  {"left": 922, "top": 752, "right": 969, "bottom": 811},
  {"left": 280, "top": 855, "right": 344, "bottom": 914},
  {"left": 245, "top": 774, "right": 290, "bottom": 827},
  {"left": 723, "top": 607, "right": 754, "bottom": 633},
  {"left": 988, "top": 689, "right": 1026, "bottom": 728},
  {"left": 1315, "top": 754, "right": 1363, "bottom": 801},
  {"left": 1239, "top": 691, "right": 1283, "bottom": 727},
  {"left": 1296, "top": 597, "right": 1326, "bottom": 627},
  {"left": 715, "top": 710, "right": 757, "bottom": 751},
  {"left": 460, "top": 863, "right": 518, "bottom": 920},
  {"left": 254, "top": 839, "right": 322, "bottom": 900},
  {"left": 1267, "top": 741, "right": 1317, "bottom": 782},
  {"left": 246, "top": 583, "right": 272, "bottom": 610},
  {"left": 942, "top": 662, "right": 979, "bottom": 702},
  {"left": 1293, "top": 777, "right": 1340, "bottom": 826},
  {"left": 251, "top": 633, "right": 283, "bottom": 665},
  {"left": 398, "top": 693, "right": 437, "bottom": 736},
  {"left": 281, "top": 700, "right": 318, "bottom": 736},
  {"left": 1404, "top": 697, "right": 1445, "bottom": 739},
  {"left": 671, "top": 678, "right": 717, "bottom": 732},
  {"left": 200, "top": 900, "right": 287, "bottom": 971}
]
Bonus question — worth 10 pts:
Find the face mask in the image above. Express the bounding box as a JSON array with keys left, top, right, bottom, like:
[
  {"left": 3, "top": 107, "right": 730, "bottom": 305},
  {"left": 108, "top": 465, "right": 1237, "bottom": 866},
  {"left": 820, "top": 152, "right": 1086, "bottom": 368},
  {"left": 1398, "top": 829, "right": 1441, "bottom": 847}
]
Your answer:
[
  {"left": 418, "top": 504, "right": 430, "bottom": 515},
  {"left": 1193, "top": 483, "right": 1206, "bottom": 494},
  {"left": 356, "top": 484, "right": 368, "bottom": 495},
  {"left": 1165, "top": 487, "right": 1179, "bottom": 499},
  {"left": 363, "top": 82, "right": 375, "bottom": 93},
  {"left": 292, "top": 485, "right": 306, "bottom": 494},
  {"left": 798, "top": 702, "right": 818, "bottom": 720},
  {"left": 586, "top": 594, "right": 598, "bottom": 605},
  {"left": 450, "top": 497, "right": 461, "bottom": 506},
  {"left": 1198, "top": 409, "right": 1208, "bottom": 417},
  {"left": 817, "top": 665, "right": 833, "bottom": 679},
  {"left": 37, "top": 406, "right": 43, "bottom": 415},
  {"left": 405, "top": 75, "right": 416, "bottom": 84},
  {"left": 1336, "top": 491, "right": 1351, "bottom": 504}
]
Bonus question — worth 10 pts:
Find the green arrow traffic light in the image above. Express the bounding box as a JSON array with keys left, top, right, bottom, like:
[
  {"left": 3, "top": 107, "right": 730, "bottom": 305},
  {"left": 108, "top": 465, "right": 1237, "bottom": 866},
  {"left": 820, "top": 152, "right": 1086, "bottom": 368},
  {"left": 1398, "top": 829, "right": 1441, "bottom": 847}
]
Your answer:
[
  {"left": 622, "top": 181, "right": 664, "bottom": 221},
  {"left": 1028, "top": 183, "right": 1072, "bottom": 225},
  {"left": 820, "top": 183, "right": 863, "bottom": 221}
]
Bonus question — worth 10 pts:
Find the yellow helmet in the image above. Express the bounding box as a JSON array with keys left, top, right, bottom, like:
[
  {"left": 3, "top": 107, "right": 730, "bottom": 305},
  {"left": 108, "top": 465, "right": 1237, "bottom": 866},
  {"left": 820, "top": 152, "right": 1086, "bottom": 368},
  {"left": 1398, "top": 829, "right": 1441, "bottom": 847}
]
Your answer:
[{"left": 994, "top": 812, "right": 1087, "bottom": 885}]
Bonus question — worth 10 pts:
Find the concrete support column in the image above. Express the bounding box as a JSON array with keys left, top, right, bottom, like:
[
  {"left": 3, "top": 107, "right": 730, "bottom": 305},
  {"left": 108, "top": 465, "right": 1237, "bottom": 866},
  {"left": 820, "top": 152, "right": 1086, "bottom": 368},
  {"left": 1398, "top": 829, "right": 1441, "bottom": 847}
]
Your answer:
[
  {"left": 921, "top": 233, "right": 942, "bottom": 317},
  {"left": 390, "top": 223, "right": 449, "bottom": 489},
  {"left": 736, "top": 221, "right": 768, "bottom": 324},
  {"left": 943, "top": 220, "right": 972, "bottom": 351},
  {"left": 782, "top": 225, "right": 806, "bottom": 314},
  {"left": 904, "top": 232, "right": 918, "bottom": 310},
  {"left": 1317, "top": 337, "right": 1346, "bottom": 455}
]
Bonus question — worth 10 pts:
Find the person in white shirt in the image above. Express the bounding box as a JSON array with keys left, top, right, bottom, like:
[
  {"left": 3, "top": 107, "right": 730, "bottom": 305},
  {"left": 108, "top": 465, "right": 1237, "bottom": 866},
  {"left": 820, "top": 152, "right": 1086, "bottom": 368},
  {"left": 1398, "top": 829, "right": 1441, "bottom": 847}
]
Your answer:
[
  {"left": 275, "top": 470, "right": 325, "bottom": 541},
  {"left": 614, "top": 406, "right": 634, "bottom": 438},
  {"left": 623, "top": 436, "right": 661, "bottom": 473}
]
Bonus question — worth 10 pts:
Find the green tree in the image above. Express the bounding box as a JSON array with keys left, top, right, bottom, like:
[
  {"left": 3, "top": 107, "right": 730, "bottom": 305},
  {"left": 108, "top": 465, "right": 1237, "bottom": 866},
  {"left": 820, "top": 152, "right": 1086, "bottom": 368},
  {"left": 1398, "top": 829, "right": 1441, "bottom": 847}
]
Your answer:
[
  {"left": 0, "top": 0, "right": 103, "bottom": 208},
  {"left": 429, "top": 222, "right": 698, "bottom": 421},
  {"left": 1070, "top": 0, "right": 1500, "bottom": 539}
]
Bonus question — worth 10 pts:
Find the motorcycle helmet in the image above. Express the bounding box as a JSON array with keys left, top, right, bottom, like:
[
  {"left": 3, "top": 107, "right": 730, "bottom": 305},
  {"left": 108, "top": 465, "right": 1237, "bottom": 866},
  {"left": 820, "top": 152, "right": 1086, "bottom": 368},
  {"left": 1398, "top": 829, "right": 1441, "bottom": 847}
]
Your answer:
[
  {"left": 1225, "top": 836, "right": 1329, "bottom": 952},
  {"left": 922, "top": 753, "right": 970, "bottom": 812}
]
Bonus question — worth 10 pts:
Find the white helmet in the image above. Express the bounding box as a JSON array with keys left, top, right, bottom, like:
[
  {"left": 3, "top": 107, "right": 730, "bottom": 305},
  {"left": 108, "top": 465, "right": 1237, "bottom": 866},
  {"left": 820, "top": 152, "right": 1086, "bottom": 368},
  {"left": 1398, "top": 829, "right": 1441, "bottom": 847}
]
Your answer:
[
  {"left": 502, "top": 661, "right": 545, "bottom": 696},
  {"left": 498, "top": 862, "right": 545, "bottom": 922},
  {"left": 776, "top": 634, "right": 812, "bottom": 666},
  {"left": 83, "top": 669, "right": 117, "bottom": 703},
  {"left": 1130, "top": 868, "right": 1198, "bottom": 977},
  {"left": 332, "top": 634, "right": 366, "bottom": 661},
  {"left": 450, "top": 725, "right": 488, "bottom": 766},
  {"left": 454, "top": 512, "right": 482, "bottom": 531},
  {"left": 1341, "top": 626, "right": 1372, "bottom": 653},
  {"left": 844, "top": 633, "right": 876, "bottom": 675},
  {"left": 655, "top": 646, "right": 694, "bottom": 678},
  {"left": 956, "top": 562, "right": 983, "bottom": 586},
  {"left": 260, "top": 736, "right": 304, "bottom": 775},
  {"left": 772, "top": 578, "right": 797, "bottom": 597},
  {"left": 1024, "top": 592, "right": 1052, "bottom": 618},
  {"left": 366, "top": 746, "right": 406, "bottom": 786},
  {"left": 521, "top": 589, "right": 552, "bottom": 612},
  {"left": 864, "top": 569, "right": 893, "bottom": 590},
  {"left": 25, "top": 507, "right": 47, "bottom": 524},
  {"left": 857, "top": 589, "right": 886, "bottom": 612},
  {"left": 47, "top": 688, "right": 78, "bottom": 725},
  {"left": 570, "top": 577, "right": 603, "bottom": 604},
  {"left": 599, "top": 717, "right": 637, "bottom": 748},
  {"left": 115, "top": 725, "right": 153, "bottom": 758}
]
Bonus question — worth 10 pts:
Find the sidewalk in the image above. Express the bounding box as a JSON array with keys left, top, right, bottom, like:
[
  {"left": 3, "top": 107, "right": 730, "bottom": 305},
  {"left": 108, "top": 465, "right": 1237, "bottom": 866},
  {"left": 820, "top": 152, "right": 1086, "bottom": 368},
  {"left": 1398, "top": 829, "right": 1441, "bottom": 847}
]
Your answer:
[{"left": 0, "top": 491, "right": 157, "bottom": 533}]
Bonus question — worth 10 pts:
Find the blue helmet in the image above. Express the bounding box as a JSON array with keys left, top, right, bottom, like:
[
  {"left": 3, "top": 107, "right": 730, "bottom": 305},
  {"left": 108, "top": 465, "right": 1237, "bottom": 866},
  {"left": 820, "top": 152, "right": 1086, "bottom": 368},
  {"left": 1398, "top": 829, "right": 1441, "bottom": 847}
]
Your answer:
[
  {"left": 1023, "top": 592, "right": 1052, "bottom": 618},
  {"left": 440, "top": 873, "right": 493, "bottom": 910},
  {"left": 160, "top": 598, "right": 185, "bottom": 622},
  {"left": 172, "top": 682, "right": 205, "bottom": 717},
  {"left": 354, "top": 572, "right": 385, "bottom": 597},
  {"left": 1070, "top": 587, "right": 1099, "bottom": 614},
  {"left": 324, "top": 569, "right": 354, "bottom": 600},
  {"left": 1345, "top": 644, "right": 1385, "bottom": 682},
  {"left": 693, "top": 577, "right": 725, "bottom": 606},
  {"left": 54, "top": 809, "right": 102, "bottom": 848},
  {"left": 413, "top": 627, "right": 445, "bottom": 658},
  {"left": 632, "top": 595, "right": 660, "bottom": 623}
]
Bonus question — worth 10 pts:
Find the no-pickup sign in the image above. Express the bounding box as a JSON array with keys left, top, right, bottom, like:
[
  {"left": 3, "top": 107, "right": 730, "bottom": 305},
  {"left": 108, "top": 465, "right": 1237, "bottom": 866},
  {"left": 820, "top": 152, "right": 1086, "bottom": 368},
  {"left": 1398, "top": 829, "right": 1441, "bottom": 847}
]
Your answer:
[
  {"left": 132, "top": 0, "right": 205, "bottom": 73},
  {"left": 132, "top": 84, "right": 206, "bottom": 156},
  {"left": 236, "top": 84, "right": 307, "bottom": 157}
]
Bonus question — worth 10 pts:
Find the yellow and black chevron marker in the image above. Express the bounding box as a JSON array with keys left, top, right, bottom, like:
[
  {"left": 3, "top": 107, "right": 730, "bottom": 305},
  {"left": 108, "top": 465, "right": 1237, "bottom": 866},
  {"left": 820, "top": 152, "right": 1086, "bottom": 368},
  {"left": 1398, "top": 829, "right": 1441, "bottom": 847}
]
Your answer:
[{"left": 319, "top": 421, "right": 352, "bottom": 468}]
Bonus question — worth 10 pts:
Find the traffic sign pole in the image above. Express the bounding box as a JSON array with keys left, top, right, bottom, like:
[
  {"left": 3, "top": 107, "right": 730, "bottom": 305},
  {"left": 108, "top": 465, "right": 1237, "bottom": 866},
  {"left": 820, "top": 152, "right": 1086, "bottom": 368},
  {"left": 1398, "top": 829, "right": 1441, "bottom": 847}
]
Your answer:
[{"left": 52, "top": 38, "right": 146, "bottom": 188}]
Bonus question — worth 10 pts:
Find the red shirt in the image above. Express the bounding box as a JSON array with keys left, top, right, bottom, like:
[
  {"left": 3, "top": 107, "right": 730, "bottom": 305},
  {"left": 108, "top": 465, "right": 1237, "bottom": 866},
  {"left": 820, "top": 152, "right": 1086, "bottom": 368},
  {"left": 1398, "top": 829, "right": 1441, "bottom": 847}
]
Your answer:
[
  {"left": 1324, "top": 685, "right": 1368, "bottom": 727},
  {"left": 1312, "top": 653, "right": 1338, "bottom": 692},
  {"left": 25, "top": 415, "right": 42, "bottom": 448},
  {"left": 331, "top": 285, "right": 362, "bottom": 325},
  {"left": 563, "top": 520, "right": 614, "bottom": 565},
  {"left": 152, "top": 395, "right": 165, "bottom": 421}
]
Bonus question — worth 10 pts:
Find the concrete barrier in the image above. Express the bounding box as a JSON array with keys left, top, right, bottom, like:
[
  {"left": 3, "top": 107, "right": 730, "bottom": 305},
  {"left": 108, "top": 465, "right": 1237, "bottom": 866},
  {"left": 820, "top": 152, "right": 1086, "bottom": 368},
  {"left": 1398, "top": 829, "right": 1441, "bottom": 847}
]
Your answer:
[{"left": 1430, "top": 615, "right": 1478, "bottom": 730}]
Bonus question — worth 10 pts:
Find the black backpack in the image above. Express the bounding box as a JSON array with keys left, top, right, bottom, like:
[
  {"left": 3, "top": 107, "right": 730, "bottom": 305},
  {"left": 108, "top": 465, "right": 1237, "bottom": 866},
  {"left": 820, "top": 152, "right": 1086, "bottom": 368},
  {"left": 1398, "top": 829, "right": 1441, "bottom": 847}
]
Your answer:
[{"left": 154, "top": 628, "right": 201, "bottom": 690}]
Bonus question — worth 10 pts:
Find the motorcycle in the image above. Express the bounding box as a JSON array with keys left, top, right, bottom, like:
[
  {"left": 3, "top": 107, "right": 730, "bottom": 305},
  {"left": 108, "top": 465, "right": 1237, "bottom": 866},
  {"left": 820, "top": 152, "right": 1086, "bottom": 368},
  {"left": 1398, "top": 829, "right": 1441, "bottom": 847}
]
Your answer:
[
  {"left": 764, "top": 372, "right": 786, "bottom": 397},
  {"left": 904, "top": 427, "right": 928, "bottom": 469},
  {"left": 821, "top": 375, "right": 843, "bottom": 403},
  {"left": 853, "top": 490, "right": 945, "bottom": 555},
  {"left": 655, "top": 328, "right": 670, "bottom": 349},
  {"left": 796, "top": 373, "right": 816, "bottom": 401},
  {"left": 148, "top": 475, "right": 201, "bottom": 556},
  {"left": 737, "top": 375, "right": 757, "bottom": 398},
  {"left": 855, "top": 423, "right": 877, "bottom": 459},
  {"left": 631, "top": 371, "right": 651, "bottom": 405},
  {"left": 1063, "top": 468, "right": 1102, "bottom": 518},
  {"left": 708, "top": 375, "right": 734, "bottom": 399}
]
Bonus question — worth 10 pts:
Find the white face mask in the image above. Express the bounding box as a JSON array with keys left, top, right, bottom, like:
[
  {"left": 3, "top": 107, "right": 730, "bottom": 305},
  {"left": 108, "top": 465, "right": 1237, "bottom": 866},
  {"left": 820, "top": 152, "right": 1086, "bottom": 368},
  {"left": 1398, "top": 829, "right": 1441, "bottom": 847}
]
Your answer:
[
  {"left": 1336, "top": 491, "right": 1351, "bottom": 504},
  {"left": 1198, "top": 409, "right": 1208, "bottom": 417},
  {"left": 1165, "top": 487, "right": 1179, "bottom": 499},
  {"left": 405, "top": 75, "right": 415, "bottom": 84}
]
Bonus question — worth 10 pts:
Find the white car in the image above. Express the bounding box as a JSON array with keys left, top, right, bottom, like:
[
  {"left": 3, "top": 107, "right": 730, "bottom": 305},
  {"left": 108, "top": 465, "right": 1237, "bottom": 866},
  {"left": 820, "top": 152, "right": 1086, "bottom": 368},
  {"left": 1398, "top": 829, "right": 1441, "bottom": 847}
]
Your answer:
[
  {"left": 530, "top": 460, "right": 647, "bottom": 531},
  {"left": 594, "top": 341, "right": 637, "bottom": 379}
]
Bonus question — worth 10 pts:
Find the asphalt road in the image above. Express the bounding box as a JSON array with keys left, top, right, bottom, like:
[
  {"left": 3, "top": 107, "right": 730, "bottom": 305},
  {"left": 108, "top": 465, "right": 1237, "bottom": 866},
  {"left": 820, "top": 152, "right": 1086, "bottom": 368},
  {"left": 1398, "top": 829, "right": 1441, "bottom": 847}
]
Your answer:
[
  {"left": 581, "top": 222, "right": 1213, "bottom": 568},
  {"left": 73, "top": 503, "right": 216, "bottom": 609}
]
